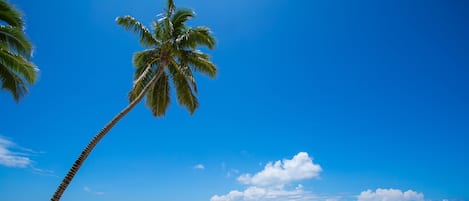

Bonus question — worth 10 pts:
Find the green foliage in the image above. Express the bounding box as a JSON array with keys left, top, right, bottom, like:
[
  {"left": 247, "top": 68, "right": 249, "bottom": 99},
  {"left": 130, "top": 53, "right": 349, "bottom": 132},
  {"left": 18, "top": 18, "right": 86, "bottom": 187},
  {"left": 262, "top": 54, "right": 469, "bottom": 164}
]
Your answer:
[
  {"left": 146, "top": 72, "right": 170, "bottom": 116},
  {"left": 0, "top": 0, "right": 37, "bottom": 102},
  {"left": 0, "top": 26, "right": 32, "bottom": 58},
  {"left": 116, "top": 16, "right": 160, "bottom": 48},
  {"left": 117, "top": 0, "right": 217, "bottom": 116},
  {"left": 0, "top": 0, "right": 23, "bottom": 28}
]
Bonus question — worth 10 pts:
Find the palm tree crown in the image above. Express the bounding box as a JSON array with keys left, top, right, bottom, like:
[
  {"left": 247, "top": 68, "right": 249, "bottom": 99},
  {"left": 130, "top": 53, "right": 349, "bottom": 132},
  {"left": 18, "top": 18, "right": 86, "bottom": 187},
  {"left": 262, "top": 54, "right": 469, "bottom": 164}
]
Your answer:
[
  {"left": 0, "top": 0, "right": 38, "bottom": 102},
  {"left": 117, "top": 0, "right": 217, "bottom": 116}
]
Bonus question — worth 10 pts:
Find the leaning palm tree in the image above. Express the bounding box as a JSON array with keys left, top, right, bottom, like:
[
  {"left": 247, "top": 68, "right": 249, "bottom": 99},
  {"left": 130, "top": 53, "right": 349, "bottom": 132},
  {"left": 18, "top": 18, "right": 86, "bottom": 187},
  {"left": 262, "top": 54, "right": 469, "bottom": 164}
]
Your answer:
[
  {"left": 51, "top": 0, "right": 216, "bottom": 200},
  {"left": 0, "top": 0, "right": 38, "bottom": 102}
]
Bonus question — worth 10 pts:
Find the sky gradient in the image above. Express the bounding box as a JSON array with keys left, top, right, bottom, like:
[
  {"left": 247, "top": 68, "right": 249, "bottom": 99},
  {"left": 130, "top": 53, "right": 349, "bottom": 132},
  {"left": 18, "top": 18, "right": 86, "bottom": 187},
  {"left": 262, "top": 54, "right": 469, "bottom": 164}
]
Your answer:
[{"left": 1, "top": 0, "right": 468, "bottom": 201}]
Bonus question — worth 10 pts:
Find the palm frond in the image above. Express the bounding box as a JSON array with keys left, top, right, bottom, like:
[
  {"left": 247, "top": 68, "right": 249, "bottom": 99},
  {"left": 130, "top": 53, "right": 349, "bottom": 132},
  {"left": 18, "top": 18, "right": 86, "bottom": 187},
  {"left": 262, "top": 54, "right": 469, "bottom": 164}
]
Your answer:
[
  {"left": 0, "top": 25, "right": 32, "bottom": 58},
  {"left": 177, "top": 26, "right": 215, "bottom": 49},
  {"left": 172, "top": 59, "right": 197, "bottom": 93},
  {"left": 131, "top": 50, "right": 160, "bottom": 92},
  {"left": 116, "top": 16, "right": 160, "bottom": 47},
  {"left": 152, "top": 19, "right": 165, "bottom": 41},
  {"left": 129, "top": 64, "right": 153, "bottom": 101},
  {"left": 166, "top": 0, "right": 175, "bottom": 16},
  {"left": 168, "top": 60, "right": 198, "bottom": 114},
  {"left": 0, "top": 0, "right": 23, "bottom": 28},
  {"left": 0, "top": 49, "right": 37, "bottom": 84},
  {"left": 171, "top": 9, "right": 195, "bottom": 36},
  {"left": 133, "top": 49, "right": 159, "bottom": 69},
  {"left": 129, "top": 49, "right": 158, "bottom": 102},
  {"left": 146, "top": 72, "right": 170, "bottom": 116},
  {"left": 179, "top": 50, "right": 216, "bottom": 78},
  {"left": 180, "top": 63, "right": 197, "bottom": 94},
  {"left": 0, "top": 62, "right": 27, "bottom": 102}
]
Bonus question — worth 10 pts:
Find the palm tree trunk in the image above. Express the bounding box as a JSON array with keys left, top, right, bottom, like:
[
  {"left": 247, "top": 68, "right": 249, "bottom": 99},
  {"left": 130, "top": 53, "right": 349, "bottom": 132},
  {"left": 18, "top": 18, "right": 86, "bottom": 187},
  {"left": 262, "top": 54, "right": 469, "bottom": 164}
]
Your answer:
[{"left": 50, "top": 70, "right": 164, "bottom": 201}]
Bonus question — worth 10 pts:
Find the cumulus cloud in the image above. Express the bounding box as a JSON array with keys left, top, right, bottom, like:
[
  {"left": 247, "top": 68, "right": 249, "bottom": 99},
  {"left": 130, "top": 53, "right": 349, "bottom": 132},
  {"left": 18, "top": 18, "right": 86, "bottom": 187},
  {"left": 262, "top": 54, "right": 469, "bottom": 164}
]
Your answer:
[
  {"left": 211, "top": 152, "right": 322, "bottom": 201},
  {"left": 0, "top": 136, "right": 32, "bottom": 168},
  {"left": 211, "top": 152, "right": 438, "bottom": 201},
  {"left": 211, "top": 185, "right": 317, "bottom": 201},
  {"left": 237, "top": 152, "right": 322, "bottom": 187},
  {"left": 194, "top": 164, "right": 205, "bottom": 170},
  {"left": 358, "top": 188, "right": 424, "bottom": 201}
]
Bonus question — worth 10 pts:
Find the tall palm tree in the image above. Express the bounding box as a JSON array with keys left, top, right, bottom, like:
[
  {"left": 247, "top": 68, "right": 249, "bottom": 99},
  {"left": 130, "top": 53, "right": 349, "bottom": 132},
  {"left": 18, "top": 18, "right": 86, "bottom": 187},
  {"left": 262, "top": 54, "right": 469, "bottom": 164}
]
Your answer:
[
  {"left": 0, "top": 0, "right": 38, "bottom": 102},
  {"left": 50, "top": 0, "right": 217, "bottom": 200}
]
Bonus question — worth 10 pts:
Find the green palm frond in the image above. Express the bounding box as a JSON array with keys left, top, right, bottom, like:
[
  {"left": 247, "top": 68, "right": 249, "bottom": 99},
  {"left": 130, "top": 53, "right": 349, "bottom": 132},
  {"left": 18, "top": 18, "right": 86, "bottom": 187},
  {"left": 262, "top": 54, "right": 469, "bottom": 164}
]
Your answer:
[
  {"left": 171, "top": 9, "right": 195, "bottom": 36},
  {"left": 116, "top": 16, "right": 160, "bottom": 47},
  {"left": 179, "top": 50, "right": 216, "bottom": 78},
  {"left": 146, "top": 72, "right": 170, "bottom": 116},
  {"left": 152, "top": 19, "right": 165, "bottom": 41},
  {"left": 132, "top": 50, "right": 160, "bottom": 85},
  {"left": 177, "top": 62, "right": 197, "bottom": 94},
  {"left": 133, "top": 49, "right": 159, "bottom": 69},
  {"left": 0, "top": 0, "right": 23, "bottom": 28},
  {"left": 164, "top": 16, "right": 173, "bottom": 40},
  {"left": 177, "top": 26, "right": 215, "bottom": 49},
  {"left": 0, "top": 61, "right": 28, "bottom": 102},
  {"left": 0, "top": 26, "right": 32, "bottom": 58},
  {"left": 166, "top": 0, "right": 175, "bottom": 16},
  {"left": 0, "top": 0, "right": 37, "bottom": 102},
  {"left": 129, "top": 62, "right": 160, "bottom": 102},
  {"left": 0, "top": 49, "right": 37, "bottom": 84},
  {"left": 168, "top": 61, "right": 198, "bottom": 114}
]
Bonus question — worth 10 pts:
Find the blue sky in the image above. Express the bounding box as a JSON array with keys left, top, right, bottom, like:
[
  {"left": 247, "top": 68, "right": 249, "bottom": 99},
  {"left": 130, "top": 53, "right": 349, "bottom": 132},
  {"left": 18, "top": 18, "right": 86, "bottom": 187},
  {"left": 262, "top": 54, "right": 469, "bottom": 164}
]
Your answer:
[{"left": 1, "top": 0, "right": 468, "bottom": 201}]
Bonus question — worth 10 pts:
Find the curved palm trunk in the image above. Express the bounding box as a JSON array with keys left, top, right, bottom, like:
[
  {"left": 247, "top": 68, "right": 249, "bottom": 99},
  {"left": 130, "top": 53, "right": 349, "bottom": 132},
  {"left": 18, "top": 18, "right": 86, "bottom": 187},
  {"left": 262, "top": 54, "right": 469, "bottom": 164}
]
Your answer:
[{"left": 51, "top": 70, "right": 163, "bottom": 201}]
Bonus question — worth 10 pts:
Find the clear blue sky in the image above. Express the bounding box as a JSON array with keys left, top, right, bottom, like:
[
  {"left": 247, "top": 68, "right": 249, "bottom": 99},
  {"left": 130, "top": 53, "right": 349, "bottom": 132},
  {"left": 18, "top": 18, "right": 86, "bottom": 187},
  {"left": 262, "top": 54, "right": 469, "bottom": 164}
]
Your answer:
[{"left": 1, "top": 0, "right": 468, "bottom": 201}]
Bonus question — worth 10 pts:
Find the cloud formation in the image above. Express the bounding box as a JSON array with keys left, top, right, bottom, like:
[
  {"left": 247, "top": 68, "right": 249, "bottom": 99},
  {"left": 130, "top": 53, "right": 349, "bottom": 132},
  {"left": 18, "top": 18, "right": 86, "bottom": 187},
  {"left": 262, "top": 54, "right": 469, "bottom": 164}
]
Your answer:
[
  {"left": 0, "top": 136, "right": 32, "bottom": 168},
  {"left": 358, "top": 188, "right": 424, "bottom": 201},
  {"left": 194, "top": 164, "right": 205, "bottom": 170},
  {"left": 211, "top": 152, "right": 442, "bottom": 201},
  {"left": 211, "top": 152, "right": 321, "bottom": 201},
  {"left": 237, "top": 152, "right": 322, "bottom": 187},
  {"left": 211, "top": 185, "right": 316, "bottom": 201}
]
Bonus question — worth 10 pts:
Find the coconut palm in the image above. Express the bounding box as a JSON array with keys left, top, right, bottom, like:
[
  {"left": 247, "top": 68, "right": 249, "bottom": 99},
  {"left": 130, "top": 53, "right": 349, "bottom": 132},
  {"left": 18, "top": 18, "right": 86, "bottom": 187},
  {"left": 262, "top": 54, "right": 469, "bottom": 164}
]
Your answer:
[
  {"left": 50, "top": 0, "right": 217, "bottom": 200},
  {"left": 0, "top": 0, "right": 38, "bottom": 102}
]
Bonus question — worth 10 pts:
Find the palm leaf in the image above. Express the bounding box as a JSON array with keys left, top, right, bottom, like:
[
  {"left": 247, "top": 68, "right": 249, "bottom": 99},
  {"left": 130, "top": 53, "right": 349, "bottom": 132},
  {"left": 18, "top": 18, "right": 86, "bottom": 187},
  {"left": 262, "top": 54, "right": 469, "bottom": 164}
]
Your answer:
[
  {"left": 0, "top": 49, "right": 37, "bottom": 84},
  {"left": 116, "top": 16, "right": 160, "bottom": 47},
  {"left": 152, "top": 19, "right": 165, "bottom": 41},
  {"left": 179, "top": 50, "right": 216, "bottom": 78},
  {"left": 166, "top": 0, "right": 175, "bottom": 16},
  {"left": 146, "top": 71, "right": 170, "bottom": 116},
  {"left": 171, "top": 9, "right": 195, "bottom": 36},
  {"left": 0, "top": 0, "right": 23, "bottom": 28},
  {"left": 0, "top": 62, "right": 27, "bottom": 102},
  {"left": 168, "top": 60, "right": 198, "bottom": 114},
  {"left": 0, "top": 25, "right": 32, "bottom": 58},
  {"left": 177, "top": 26, "right": 215, "bottom": 49},
  {"left": 129, "top": 62, "right": 160, "bottom": 102}
]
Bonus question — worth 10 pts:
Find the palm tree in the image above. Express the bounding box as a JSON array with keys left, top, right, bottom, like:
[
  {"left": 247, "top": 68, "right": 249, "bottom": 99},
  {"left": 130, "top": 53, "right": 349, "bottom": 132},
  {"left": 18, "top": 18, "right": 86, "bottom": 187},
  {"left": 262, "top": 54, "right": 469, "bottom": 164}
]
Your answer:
[
  {"left": 0, "top": 0, "right": 38, "bottom": 102},
  {"left": 50, "top": 0, "right": 217, "bottom": 200}
]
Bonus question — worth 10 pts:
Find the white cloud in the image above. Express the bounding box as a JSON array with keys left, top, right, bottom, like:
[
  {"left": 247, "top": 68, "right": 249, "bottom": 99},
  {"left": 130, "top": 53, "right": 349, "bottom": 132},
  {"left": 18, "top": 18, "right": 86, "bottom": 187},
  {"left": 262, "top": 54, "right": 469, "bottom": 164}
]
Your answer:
[
  {"left": 212, "top": 152, "right": 322, "bottom": 201},
  {"left": 237, "top": 152, "right": 322, "bottom": 187},
  {"left": 357, "top": 188, "right": 424, "bottom": 201},
  {"left": 194, "top": 164, "right": 205, "bottom": 170},
  {"left": 212, "top": 152, "right": 439, "bottom": 201},
  {"left": 0, "top": 136, "right": 32, "bottom": 168},
  {"left": 211, "top": 185, "right": 317, "bottom": 201}
]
